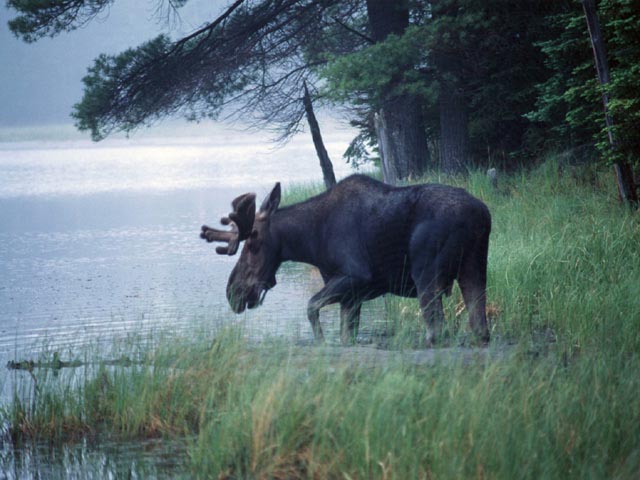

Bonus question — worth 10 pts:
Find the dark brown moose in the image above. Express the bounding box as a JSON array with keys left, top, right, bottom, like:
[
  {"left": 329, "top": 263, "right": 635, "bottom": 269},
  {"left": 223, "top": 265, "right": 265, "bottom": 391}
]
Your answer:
[{"left": 201, "top": 175, "right": 491, "bottom": 346}]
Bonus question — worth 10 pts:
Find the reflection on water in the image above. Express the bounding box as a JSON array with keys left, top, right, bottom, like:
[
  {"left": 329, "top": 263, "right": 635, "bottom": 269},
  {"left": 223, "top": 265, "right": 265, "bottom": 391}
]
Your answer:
[{"left": 1, "top": 436, "right": 190, "bottom": 479}]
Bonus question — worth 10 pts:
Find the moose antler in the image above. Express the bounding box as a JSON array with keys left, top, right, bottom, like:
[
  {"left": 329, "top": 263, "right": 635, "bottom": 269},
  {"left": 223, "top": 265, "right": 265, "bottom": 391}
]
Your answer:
[{"left": 201, "top": 193, "right": 256, "bottom": 255}]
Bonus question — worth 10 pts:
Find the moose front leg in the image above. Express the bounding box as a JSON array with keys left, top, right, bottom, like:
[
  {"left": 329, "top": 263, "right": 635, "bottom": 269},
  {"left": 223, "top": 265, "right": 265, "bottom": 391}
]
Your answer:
[
  {"left": 307, "top": 276, "right": 365, "bottom": 343},
  {"left": 340, "top": 302, "right": 362, "bottom": 345}
]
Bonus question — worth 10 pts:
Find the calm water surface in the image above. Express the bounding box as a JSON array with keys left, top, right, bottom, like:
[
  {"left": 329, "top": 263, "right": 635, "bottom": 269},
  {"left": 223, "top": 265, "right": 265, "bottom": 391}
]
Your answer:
[
  {"left": 0, "top": 122, "right": 386, "bottom": 376},
  {"left": 0, "top": 123, "right": 389, "bottom": 478}
]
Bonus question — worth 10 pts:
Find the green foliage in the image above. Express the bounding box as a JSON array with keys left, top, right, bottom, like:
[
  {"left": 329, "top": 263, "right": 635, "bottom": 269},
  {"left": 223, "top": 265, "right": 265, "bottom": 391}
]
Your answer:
[
  {"left": 7, "top": 0, "right": 114, "bottom": 43},
  {"left": 599, "top": 0, "right": 640, "bottom": 165},
  {"left": 323, "top": 1, "right": 557, "bottom": 167},
  {"left": 323, "top": 0, "right": 637, "bottom": 168},
  {"left": 529, "top": 0, "right": 640, "bottom": 165},
  {"left": 322, "top": 27, "right": 432, "bottom": 108},
  {"left": 343, "top": 128, "right": 381, "bottom": 169},
  {"left": 73, "top": 35, "right": 176, "bottom": 140},
  {"left": 72, "top": 32, "right": 249, "bottom": 140},
  {"left": 280, "top": 181, "right": 327, "bottom": 206},
  {"left": 453, "top": 1, "right": 557, "bottom": 162},
  {"left": 527, "top": 7, "right": 604, "bottom": 151}
]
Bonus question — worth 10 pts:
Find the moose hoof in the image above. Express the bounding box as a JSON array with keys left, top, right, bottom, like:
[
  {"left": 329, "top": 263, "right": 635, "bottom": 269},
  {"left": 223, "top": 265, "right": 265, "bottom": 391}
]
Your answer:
[
  {"left": 311, "top": 330, "right": 325, "bottom": 344},
  {"left": 340, "top": 335, "right": 357, "bottom": 346}
]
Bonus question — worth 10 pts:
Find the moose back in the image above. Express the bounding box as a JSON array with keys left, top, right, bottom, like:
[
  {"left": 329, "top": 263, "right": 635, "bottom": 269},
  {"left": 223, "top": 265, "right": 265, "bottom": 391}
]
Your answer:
[{"left": 201, "top": 174, "right": 491, "bottom": 346}]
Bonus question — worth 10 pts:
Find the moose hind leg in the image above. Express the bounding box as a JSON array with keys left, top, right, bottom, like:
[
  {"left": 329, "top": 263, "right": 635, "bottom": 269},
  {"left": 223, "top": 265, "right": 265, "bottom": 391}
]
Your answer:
[
  {"left": 458, "top": 241, "right": 490, "bottom": 344},
  {"left": 412, "top": 263, "right": 447, "bottom": 346},
  {"left": 306, "top": 298, "right": 325, "bottom": 342},
  {"left": 459, "top": 277, "right": 489, "bottom": 344},
  {"left": 340, "top": 302, "right": 362, "bottom": 345},
  {"left": 420, "top": 290, "right": 445, "bottom": 347},
  {"left": 411, "top": 233, "right": 457, "bottom": 346}
]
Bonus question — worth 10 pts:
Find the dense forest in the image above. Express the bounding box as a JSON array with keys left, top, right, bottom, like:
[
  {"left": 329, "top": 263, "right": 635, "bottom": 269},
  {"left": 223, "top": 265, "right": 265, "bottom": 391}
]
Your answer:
[{"left": 8, "top": 0, "right": 640, "bottom": 193}]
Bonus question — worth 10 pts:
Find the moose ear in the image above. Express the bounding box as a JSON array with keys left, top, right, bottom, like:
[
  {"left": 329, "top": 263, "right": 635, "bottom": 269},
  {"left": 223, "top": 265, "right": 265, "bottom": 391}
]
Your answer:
[
  {"left": 229, "top": 192, "right": 256, "bottom": 239},
  {"left": 259, "top": 182, "right": 281, "bottom": 216}
]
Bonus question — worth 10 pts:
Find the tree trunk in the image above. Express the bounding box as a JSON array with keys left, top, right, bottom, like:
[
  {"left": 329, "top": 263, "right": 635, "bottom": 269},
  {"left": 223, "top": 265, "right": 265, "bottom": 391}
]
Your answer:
[
  {"left": 303, "top": 82, "right": 336, "bottom": 190},
  {"left": 431, "top": 11, "right": 471, "bottom": 176},
  {"left": 374, "top": 98, "right": 428, "bottom": 184},
  {"left": 438, "top": 79, "right": 469, "bottom": 174},
  {"left": 366, "top": 0, "right": 430, "bottom": 184},
  {"left": 373, "top": 112, "right": 397, "bottom": 184},
  {"left": 582, "top": 0, "right": 638, "bottom": 205},
  {"left": 366, "top": 0, "right": 408, "bottom": 41}
]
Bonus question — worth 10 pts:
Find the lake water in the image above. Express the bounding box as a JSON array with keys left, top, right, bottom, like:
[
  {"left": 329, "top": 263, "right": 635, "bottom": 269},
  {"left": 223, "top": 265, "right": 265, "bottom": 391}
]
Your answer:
[
  {"left": 0, "top": 121, "right": 386, "bottom": 376},
  {"left": 1, "top": 436, "right": 190, "bottom": 479},
  {"left": 0, "top": 121, "right": 387, "bottom": 478}
]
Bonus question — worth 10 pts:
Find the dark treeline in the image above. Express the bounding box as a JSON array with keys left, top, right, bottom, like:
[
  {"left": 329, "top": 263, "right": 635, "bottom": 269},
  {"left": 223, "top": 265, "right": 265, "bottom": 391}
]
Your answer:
[
  {"left": 323, "top": 0, "right": 640, "bottom": 183},
  {"left": 7, "top": 0, "right": 640, "bottom": 187}
]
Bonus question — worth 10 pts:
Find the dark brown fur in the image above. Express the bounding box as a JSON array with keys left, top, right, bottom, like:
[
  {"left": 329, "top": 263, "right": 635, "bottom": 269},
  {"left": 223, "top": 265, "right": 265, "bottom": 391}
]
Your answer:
[{"left": 202, "top": 175, "right": 491, "bottom": 346}]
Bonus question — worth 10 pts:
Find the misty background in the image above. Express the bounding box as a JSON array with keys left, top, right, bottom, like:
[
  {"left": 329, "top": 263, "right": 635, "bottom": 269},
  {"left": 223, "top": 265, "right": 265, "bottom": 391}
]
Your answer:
[{"left": 0, "top": 1, "right": 227, "bottom": 128}]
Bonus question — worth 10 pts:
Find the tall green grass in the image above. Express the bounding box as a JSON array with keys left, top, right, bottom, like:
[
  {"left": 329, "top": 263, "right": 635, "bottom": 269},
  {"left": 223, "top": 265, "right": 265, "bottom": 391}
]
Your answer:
[
  {"left": 4, "top": 158, "right": 640, "bottom": 478},
  {"left": 482, "top": 159, "right": 639, "bottom": 354}
]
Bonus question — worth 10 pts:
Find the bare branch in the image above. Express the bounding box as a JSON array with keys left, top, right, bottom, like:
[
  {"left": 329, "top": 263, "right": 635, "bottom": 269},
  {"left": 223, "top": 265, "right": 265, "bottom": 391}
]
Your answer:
[{"left": 331, "top": 15, "right": 374, "bottom": 44}]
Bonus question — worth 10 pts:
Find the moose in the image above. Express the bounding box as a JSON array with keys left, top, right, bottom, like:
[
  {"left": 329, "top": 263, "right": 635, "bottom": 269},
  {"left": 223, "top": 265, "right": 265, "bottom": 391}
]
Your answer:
[{"left": 201, "top": 175, "right": 491, "bottom": 346}]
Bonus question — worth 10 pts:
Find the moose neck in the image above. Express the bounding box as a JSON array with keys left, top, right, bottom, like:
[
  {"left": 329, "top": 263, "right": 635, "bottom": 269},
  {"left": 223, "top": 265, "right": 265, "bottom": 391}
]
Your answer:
[{"left": 271, "top": 202, "right": 322, "bottom": 267}]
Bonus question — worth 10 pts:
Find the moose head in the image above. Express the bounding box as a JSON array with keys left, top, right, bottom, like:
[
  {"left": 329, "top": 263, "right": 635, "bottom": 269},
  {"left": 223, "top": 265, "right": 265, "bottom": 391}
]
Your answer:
[{"left": 201, "top": 183, "right": 282, "bottom": 313}]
